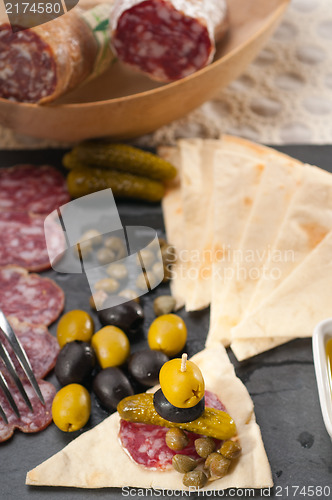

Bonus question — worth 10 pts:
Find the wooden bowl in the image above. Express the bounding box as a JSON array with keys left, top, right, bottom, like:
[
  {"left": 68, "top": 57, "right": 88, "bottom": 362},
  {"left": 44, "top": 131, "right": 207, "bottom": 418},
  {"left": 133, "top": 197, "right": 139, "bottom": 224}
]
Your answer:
[{"left": 0, "top": 0, "right": 289, "bottom": 142}]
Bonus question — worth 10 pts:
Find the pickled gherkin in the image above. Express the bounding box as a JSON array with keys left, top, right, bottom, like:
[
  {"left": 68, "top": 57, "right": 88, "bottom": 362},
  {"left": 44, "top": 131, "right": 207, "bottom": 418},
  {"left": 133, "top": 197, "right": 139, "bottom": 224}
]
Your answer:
[
  {"left": 67, "top": 143, "right": 177, "bottom": 181},
  {"left": 117, "top": 393, "right": 237, "bottom": 440},
  {"left": 67, "top": 167, "right": 164, "bottom": 202}
]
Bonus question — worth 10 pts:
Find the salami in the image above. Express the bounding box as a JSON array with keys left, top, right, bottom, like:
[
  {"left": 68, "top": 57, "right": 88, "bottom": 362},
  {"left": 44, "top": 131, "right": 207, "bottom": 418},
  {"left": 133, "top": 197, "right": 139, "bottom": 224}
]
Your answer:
[
  {"left": 0, "top": 266, "right": 64, "bottom": 326},
  {"left": 0, "top": 317, "right": 59, "bottom": 379},
  {"left": 0, "top": 4, "right": 113, "bottom": 104},
  {"left": 110, "top": 0, "right": 229, "bottom": 82},
  {"left": 0, "top": 165, "right": 69, "bottom": 214},
  {"left": 119, "top": 390, "right": 226, "bottom": 469},
  {"left": 0, "top": 380, "right": 56, "bottom": 442},
  {"left": 0, "top": 211, "right": 65, "bottom": 272}
]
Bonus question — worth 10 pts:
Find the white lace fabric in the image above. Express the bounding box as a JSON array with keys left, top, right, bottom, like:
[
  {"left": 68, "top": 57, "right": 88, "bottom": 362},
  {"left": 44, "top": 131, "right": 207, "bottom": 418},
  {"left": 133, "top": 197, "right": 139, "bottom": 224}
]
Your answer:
[{"left": 1, "top": 0, "right": 332, "bottom": 149}]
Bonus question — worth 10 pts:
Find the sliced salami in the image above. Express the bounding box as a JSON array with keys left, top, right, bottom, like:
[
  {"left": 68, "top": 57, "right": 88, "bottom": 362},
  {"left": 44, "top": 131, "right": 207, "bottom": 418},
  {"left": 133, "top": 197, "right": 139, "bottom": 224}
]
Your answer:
[
  {"left": 0, "top": 380, "right": 56, "bottom": 442},
  {"left": 110, "top": 0, "right": 228, "bottom": 82},
  {"left": 0, "top": 317, "right": 59, "bottom": 379},
  {"left": 0, "top": 266, "right": 64, "bottom": 326},
  {"left": 0, "top": 165, "right": 70, "bottom": 215},
  {"left": 0, "top": 211, "right": 65, "bottom": 272},
  {"left": 119, "top": 390, "right": 225, "bottom": 469}
]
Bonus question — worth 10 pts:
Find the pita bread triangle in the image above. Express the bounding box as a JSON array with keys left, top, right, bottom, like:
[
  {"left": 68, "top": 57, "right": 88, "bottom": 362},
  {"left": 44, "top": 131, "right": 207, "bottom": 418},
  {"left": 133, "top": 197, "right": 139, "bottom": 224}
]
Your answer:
[
  {"left": 26, "top": 346, "right": 272, "bottom": 490},
  {"left": 231, "top": 229, "right": 332, "bottom": 341}
]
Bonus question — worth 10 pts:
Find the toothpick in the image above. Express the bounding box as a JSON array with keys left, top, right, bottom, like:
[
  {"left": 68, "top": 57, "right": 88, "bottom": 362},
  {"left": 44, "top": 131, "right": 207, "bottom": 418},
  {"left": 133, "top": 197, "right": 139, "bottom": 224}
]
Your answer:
[{"left": 181, "top": 353, "right": 187, "bottom": 372}]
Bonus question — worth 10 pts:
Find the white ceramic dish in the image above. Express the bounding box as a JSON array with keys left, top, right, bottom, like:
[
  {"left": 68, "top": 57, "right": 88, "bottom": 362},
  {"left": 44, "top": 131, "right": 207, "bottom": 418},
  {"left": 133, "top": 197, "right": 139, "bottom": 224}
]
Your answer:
[{"left": 312, "top": 318, "right": 332, "bottom": 440}]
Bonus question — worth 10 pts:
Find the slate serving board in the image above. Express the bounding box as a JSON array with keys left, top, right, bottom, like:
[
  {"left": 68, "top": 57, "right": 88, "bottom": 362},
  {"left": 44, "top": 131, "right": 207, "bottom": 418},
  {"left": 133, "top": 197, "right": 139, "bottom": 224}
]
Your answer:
[{"left": 0, "top": 146, "right": 331, "bottom": 500}]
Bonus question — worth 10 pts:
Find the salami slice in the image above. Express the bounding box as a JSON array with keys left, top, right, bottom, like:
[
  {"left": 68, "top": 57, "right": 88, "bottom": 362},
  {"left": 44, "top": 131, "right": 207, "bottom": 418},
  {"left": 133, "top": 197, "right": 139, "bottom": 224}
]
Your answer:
[
  {"left": 0, "top": 380, "right": 56, "bottom": 442},
  {"left": 0, "top": 211, "right": 65, "bottom": 272},
  {"left": 0, "top": 4, "right": 113, "bottom": 104},
  {"left": 0, "top": 266, "right": 64, "bottom": 326},
  {"left": 110, "top": 0, "right": 229, "bottom": 82},
  {"left": 0, "top": 165, "right": 69, "bottom": 214},
  {"left": 0, "top": 317, "right": 59, "bottom": 379},
  {"left": 119, "top": 390, "right": 226, "bottom": 469}
]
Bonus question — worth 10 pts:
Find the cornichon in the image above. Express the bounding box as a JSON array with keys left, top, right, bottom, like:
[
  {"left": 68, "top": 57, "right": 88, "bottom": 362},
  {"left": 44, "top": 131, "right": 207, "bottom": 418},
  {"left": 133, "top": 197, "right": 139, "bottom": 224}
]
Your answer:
[
  {"left": 117, "top": 394, "right": 237, "bottom": 440},
  {"left": 67, "top": 167, "right": 164, "bottom": 202},
  {"left": 67, "top": 143, "right": 177, "bottom": 181}
]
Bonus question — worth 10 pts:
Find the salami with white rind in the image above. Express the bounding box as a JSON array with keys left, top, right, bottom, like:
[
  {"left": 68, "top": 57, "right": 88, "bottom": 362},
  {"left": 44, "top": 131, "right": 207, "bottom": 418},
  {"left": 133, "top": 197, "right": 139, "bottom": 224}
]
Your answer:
[
  {"left": 0, "top": 266, "right": 64, "bottom": 326},
  {"left": 110, "top": 0, "right": 228, "bottom": 81}
]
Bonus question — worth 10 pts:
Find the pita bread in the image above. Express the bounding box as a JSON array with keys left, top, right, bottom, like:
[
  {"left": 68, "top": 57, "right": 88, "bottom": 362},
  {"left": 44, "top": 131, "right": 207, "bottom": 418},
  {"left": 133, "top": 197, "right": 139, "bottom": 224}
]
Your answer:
[
  {"left": 159, "top": 146, "right": 185, "bottom": 310},
  {"left": 26, "top": 345, "right": 272, "bottom": 490},
  {"left": 214, "top": 154, "right": 302, "bottom": 344},
  {"left": 232, "top": 230, "right": 332, "bottom": 340},
  {"left": 207, "top": 150, "right": 265, "bottom": 347}
]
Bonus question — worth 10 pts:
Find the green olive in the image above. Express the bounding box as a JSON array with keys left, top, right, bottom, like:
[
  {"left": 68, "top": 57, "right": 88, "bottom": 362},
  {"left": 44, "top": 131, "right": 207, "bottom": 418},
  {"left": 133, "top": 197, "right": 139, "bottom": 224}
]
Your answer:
[
  {"left": 57, "top": 310, "right": 94, "bottom": 348},
  {"left": 153, "top": 295, "right": 176, "bottom": 316},
  {"left": 219, "top": 440, "right": 242, "bottom": 460},
  {"left": 104, "top": 236, "right": 126, "bottom": 259},
  {"left": 94, "top": 278, "right": 120, "bottom": 293},
  {"left": 195, "top": 437, "right": 216, "bottom": 458},
  {"left": 97, "top": 248, "right": 116, "bottom": 265},
  {"left": 148, "top": 314, "right": 187, "bottom": 357},
  {"left": 165, "top": 428, "right": 189, "bottom": 451},
  {"left": 106, "top": 263, "right": 128, "bottom": 281},
  {"left": 91, "top": 326, "right": 130, "bottom": 368},
  {"left": 183, "top": 470, "right": 208, "bottom": 488},
  {"left": 172, "top": 454, "right": 197, "bottom": 474},
  {"left": 205, "top": 452, "right": 231, "bottom": 478},
  {"left": 52, "top": 384, "right": 91, "bottom": 432}
]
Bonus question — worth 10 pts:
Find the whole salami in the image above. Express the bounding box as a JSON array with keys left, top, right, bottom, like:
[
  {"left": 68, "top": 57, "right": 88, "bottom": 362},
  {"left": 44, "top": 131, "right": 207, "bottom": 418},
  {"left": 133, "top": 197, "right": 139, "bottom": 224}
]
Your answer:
[
  {"left": 0, "top": 266, "right": 64, "bottom": 326},
  {"left": 119, "top": 390, "right": 226, "bottom": 469},
  {"left": 0, "top": 165, "right": 70, "bottom": 214},
  {"left": 110, "top": 0, "right": 229, "bottom": 82},
  {"left": 0, "top": 4, "right": 113, "bottom": 104},
  {"left": 0, "top": 211, "right": 65, "bottom": 272}
]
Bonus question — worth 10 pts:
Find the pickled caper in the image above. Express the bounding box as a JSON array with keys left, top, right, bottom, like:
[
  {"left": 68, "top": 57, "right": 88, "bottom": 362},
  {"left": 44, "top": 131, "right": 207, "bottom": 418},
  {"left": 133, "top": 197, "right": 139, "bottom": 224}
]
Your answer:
[
  {"left": 89, "top": 290, "right": 108, "bottom": 310},
  {"left": 136, "top": 271, "right": 157, "bottom": 291},
  {"left": 205, "top": 452, "right": 231, "bottom": 478},
  {"left": 137, "top": 249, "right": 155, "bottom": 270},
  {"left": 107, "top": 263, "right": 128, "bottom": 281},
  {"left": 219, "top": 440, "right": 242, "bottom": 460},
  {"left": 194, "top": 437, "right": 216, "bottom": 459},
  {"left": 104, "top": 236, "right": 127, "bottom": 259},
  {"left": 165, "top": 428, "right": 189, "bottom": 451},
  {"left": 152, "top": 261, "right": 164, "bottom": 282},
  {"left": 172, "top": 454, "right": 197, "bottom": 473},
  {"left": 97, "top": 248, "right": 116, "bottom": 265},
  {"left": 118, "top": 289, "right": 140, "bottom": 303},
  {"left": 94, "top": 278, "right": 120, "bottom": 294},
  {"left": 153, "top": 295, "right": 176, "bottom": 316},
  {"left": 74, "top": 240, "right": 92, "bottom": 260},
  {"left": 183, "top": 470, "right": 208, "bottom": 488},
  {"left": 79, "top": 229, "right": 103, "bottom": 247}
]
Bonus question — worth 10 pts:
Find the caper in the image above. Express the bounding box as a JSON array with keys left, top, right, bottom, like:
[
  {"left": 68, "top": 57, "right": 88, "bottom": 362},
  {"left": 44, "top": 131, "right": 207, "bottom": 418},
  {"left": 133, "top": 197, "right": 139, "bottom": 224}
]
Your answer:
[
  {"left": 165, "top": 428, "right": 189, "bottom": 451},
  {"left": 153, "top": 295, "right": 176, "bottom": 316},
  {"left": 118, "top": 289, "right": 140, "bottom": 303},
  {"left": 205, "top": 452, "right": 231, "bottom": 478},
  {"left": 137, "top": 249, "right": 155, "bottom": 269},
  {"left": 183, "top": 470, "right": 208, "bottom": 488},
  {"left": 136, "top": 271, "right": 157, "bottom": 290},
  {"left": 73, "top": 240, "right": 92, "bottom": 260},
  {"left": 106, "top": 263, "right": 128, "bottom": 281},
  {"left": 79, "top": 229, "right": 103, "bottom": 247},
  {"left": 152, "top": 261, "right": 164, "bottom": 282},
  {"left": 172, "top": 454, "right": 197, "bottom": 473},
  {"left": 219, "top": 440, "right": 242, "bottom": 460},
  {"left": 89, "top": 290, "right": 108, "bottom": 310},
  {"left": 97, "top": 248, "right": 116, "bottom": 265},
  {"left": 194, "top": 437, "right": 216, "bottom": 459},
  {"left": 94, "top": 278, "right": 119, "bottom": 293},
  {"left": 104, "top": 236, "right": 126, "bottom": 259}
]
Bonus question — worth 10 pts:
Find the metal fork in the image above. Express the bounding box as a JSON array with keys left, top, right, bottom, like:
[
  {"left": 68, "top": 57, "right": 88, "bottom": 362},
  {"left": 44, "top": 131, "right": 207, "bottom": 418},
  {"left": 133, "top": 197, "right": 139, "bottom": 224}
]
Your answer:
[{"left": 0, "top": 310, "right": 45, "bottom": 423}]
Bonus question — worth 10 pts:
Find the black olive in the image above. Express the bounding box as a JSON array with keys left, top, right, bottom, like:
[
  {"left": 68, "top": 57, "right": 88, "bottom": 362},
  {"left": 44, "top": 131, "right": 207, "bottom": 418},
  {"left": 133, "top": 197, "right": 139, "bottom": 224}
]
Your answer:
[
  {"left": 55, "top": 341, "right": 96, "bottom": 386},
  {"left": 153, "top": 389, "right": 205, "bottom": 423},
  {"left": 128, "top": 349, "right": 169, "bottom": 387},
  {"left": 93, "top": 367, "right": 134, "bottom": 412},
  {"left": 97, "top": 299, "right": 144, "bottom": 335}
]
